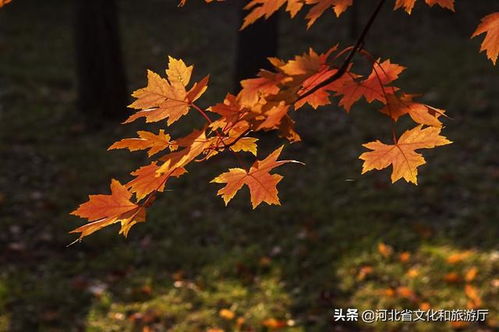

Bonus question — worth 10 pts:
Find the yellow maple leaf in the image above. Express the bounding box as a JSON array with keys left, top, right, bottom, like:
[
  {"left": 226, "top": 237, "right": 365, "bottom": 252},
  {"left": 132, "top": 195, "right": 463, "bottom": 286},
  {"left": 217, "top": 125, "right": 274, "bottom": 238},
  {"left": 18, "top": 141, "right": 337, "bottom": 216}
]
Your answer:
[
  {"left": 211, "top": 146, "right": 301, "bottom": 208},
  {"left": 359, "top": 125, "right": 451, "bottom": 184},
  {"left": 125, "top": 57, "right": 208, "bottom": 125}
]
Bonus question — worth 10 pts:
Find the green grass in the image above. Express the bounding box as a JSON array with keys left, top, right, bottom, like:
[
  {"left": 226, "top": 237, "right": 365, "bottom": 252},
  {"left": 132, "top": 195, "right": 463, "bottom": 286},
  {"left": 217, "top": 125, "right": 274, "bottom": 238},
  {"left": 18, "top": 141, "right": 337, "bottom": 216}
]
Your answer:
[{"left": 0, "top": 0, "right": 498, "bottom": 331}]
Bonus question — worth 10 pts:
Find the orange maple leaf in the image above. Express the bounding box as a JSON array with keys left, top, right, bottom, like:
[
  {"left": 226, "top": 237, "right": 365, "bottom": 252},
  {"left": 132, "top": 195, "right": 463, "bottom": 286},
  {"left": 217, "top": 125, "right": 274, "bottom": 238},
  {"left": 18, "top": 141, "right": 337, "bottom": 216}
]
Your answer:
[
  {"left": 125, "top": 57, "right": 208, "bottom": 125},
  {"left": 219, "top": 309, "right": 235, "bottom": 320},
  {"left": 209, "top": 94, "right": 248, "bottom": 130},
  {"left": 359, "top": 125, "right": 451, "bottom": 184},
  {"left": 242, "top": 0, "right": 291, "bottom": 30},
  {"left": 186, "top": 75, "right": 210, "bottom": 102},
  {"left": 271, "top": 46, "right": 348, "bottom": 110},
  {"left": 305, "top": 0, "right": 353, "bottom": 27},
  {"left": 378, "top": 242, "right": 393, "bottom": 257},
  {"left": 446, "top": 251, "right": 472, "bottom": 264},
  {"left": 278, "top": 115, "right": 302, "bottom": 142},
  {"left": 127, "top": 162, "right": 187, "bottom": 200},
  {"left": 380, "top": 93, "right": 445, "bottom": 127},
  {"left": 336, "top": 59, "right": 405, "bottom": 111},
  {"left": 464, "top": 267, "right": 478, "bottom": 282},
  {"left": 108, "top": 129, "right": 178, "bottom": 157},
  {"left": 279, "top": 47, "right": 333, "bottom": 76},
  {"left": 157, "top": 129, "right": 214, "bottom": 174},
  {"left": 295, "top": 66, "right": 354, "bottom": 109},
  {"left": 394, "top": 0, "right": 454, "bottom": 15},
  {"left": 443, "top": 272, "right": 461, "bottom": 283},
  {"left": 198, "top": 132, "right": 258, "bottom": 161},
  {"left": 239, "top": 70, "right": 285, "bottom": 106},
  {"left": 254, "top": 102, "right": 290, "bottom": 130},
  {"left": 261, "top": 318, "right": 288, "bottom": 329},
  {"left": 211, "top": 146, "right": 301, "bottom": 208},
  {"left": 424, "top": 0, "right": 454, "bottom": 11},
  {"left": 70, "top": 179, "right": 145, "bottom": 239},
  {"left": 0, "top": 0, "right": 12, "bottom": 8},
  {"left": 242, "top": 0, "right": 353, "bottom": 29},
  {"left": 471, "top": 12, "right": 499, "bottom": 65},
  {"left": 464, "top": 284, "right": 482, "bottom": 308}
]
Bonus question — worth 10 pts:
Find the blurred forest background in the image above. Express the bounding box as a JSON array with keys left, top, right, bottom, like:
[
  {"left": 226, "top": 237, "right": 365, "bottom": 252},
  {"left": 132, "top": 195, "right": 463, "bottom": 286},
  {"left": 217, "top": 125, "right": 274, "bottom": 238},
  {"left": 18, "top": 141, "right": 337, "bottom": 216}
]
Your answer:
[{"left": 0, "top": 0, "right": 498, "bottom": 331}]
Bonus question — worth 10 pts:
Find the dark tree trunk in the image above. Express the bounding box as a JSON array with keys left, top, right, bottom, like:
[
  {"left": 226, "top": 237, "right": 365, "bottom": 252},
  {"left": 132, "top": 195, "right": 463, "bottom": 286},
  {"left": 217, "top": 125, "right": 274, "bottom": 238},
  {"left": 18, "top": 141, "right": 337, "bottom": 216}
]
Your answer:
[
  {"left": 233, "top": 1, "right": 279, "bottom": 91},
  {"left": 349, "top": 0, "right": 360, "bottom": 40},
  {"left": 74, "top": 0, "right": 128, "bottom": 123}
]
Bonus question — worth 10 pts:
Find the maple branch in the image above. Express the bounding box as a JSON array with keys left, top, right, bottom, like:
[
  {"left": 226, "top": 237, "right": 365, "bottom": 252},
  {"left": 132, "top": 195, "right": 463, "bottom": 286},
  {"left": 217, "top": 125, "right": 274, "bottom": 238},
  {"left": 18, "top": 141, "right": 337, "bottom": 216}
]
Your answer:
[
  {"left": 191, "top": 102, "right": 213, "bottom": 124},
  {"left": 212, "top": 128, "right": 251, "bottom": 151},
  {"left": 295, "top": 0, "right": 387, "bottom": 102},
  {"left": 191, "top": 102, "right": 250, "bottom": 169}
]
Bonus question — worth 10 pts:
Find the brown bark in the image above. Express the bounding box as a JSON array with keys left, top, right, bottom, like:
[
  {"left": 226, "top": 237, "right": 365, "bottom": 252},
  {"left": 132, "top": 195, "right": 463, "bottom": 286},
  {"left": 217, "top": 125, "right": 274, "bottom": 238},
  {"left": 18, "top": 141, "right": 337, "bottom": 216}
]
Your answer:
[
  {"left": 74, "top": 0, "right": 128, "bottom": 123},
  {"left": 234, "top": 1, "right": 279, "bottom": 91}
]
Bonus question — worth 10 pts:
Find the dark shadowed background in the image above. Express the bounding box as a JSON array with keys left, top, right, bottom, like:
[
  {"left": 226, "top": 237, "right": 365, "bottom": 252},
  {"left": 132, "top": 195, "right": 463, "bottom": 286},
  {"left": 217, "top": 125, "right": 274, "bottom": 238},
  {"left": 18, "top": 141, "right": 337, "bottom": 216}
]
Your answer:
[{"left": 0, "top": 0, "right": 497, "bottom": 331}]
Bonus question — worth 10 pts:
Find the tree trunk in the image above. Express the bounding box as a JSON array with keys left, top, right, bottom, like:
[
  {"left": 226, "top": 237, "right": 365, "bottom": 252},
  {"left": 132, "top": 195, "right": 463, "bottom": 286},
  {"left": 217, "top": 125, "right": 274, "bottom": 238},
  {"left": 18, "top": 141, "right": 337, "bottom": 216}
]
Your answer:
[
  {"left": 74, "top": 0, "right": 128, "bottom": 123},
  {"left": 233, "top": 2, "right": 279, "bottom": 91},
  {"left": 349, "top": 0, "right": 359, "bottom": 40}
]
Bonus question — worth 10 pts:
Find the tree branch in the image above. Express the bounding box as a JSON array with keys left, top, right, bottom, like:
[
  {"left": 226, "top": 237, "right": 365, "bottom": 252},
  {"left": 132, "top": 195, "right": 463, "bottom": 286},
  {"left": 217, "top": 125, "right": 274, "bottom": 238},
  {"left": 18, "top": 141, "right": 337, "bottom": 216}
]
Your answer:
[{"left": 295, "top": 0, "right": 387, "bottom": 102}]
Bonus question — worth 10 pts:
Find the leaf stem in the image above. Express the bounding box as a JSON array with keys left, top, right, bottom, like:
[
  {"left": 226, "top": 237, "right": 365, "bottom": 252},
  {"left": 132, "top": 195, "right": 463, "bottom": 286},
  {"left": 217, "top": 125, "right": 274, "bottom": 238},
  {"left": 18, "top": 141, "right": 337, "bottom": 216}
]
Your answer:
[
  {"left": 191, "top": 102, "right": 250, "bottom": 170},
  {"left": 191, "top": 102, "right": 213, "bottom": 124}
]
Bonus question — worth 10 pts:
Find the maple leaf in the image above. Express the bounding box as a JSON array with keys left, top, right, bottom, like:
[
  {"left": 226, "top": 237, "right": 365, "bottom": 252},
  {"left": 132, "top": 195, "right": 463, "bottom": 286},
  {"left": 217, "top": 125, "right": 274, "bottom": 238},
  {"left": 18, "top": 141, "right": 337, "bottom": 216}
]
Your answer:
[
  {"left": 294, "top": 68, "right": 335, "bottom": 109},
  {"left": 336, "top": 59, "right": 405, "bottom": 111},
  {"left": 305, "top": 0, "right": 353, "bottom": 28},
  {"left": 0, "top": 0, "right": 12, "bottom": 8},
  {"left": 465, "top": 267, "right": 478, "bottom": 282},
  {"left": 295, "top": 66, "right": 355, "bottom": 109},
  {"left": 394, "top": 0, "right": 454, "bottom": 14},
  {"left": 380, "top": 93, "right": 445, "bottom": 127},
  {"left": 242, "top": 0, "right": 353, "bottom": 28},
  {"left": 229, "top": 137, "right": 258, "bottom": 155},
  {"left": 127, "top": 162, "right": 187, "bottom": 200},
  {"left": 219, "top": 309, "right": 235, "bottom": 320},
  {"left": 108, "top": 129, "right": 178, "bottom": 157},
  {"left": 359, "top": 125, "right": 451, "bottom": 184},
  {"left": 70, "top": 179, "right": 145, "bottom": 239},
  {"left": 378, "top": 242, "right": 393, "bottom": 257},
  {"left": 186, "top": 75, "right": 210, "bottom": 102},
  {"left": 209, "top": 94, "right": 248, "bottom": 129},
  {"left": 270, "top": 46, "right": 349, "bottom": 110},
  {"left": 278, "top": 115, "right": 302, "bottom": 142},
  {"left": 211, "top": 146, "right": 301, "bottom": 208},
  {"left": 471, "top": 12, "right": 499, "bottom": 65},
  {"left": 394, "top": 0, "right": 416, "bottom": 13},
  {"left": 254, "top": 102, "right": 290, "bottom": 130},
  {"left": 239, "top": 70, "right": 285, "bottom": 106},
  {"left": 446, "top": 251, "right": 472, "bottom": 264},
  {"left": 262, "top": 318, "right": 288, "bottom": 328},
  {"left": 203, "top": 133, "right": 258, "bottom": 161},
  {"left": 279, "top": 47, "right": 333, "bottom": 76},
  {"left": 157, "top": 129, "right": 214, "bottom": 174},
  {"left": 465, "top": 284, "right": 482, "bottom": 308},
  {"left": 125, "top": 57, "right": 208, "bottom": 125},
  {"left": 444, "top": 272, "right": 461, "bottom": 283},
  {"left": 242, "top": 0, "right": 298, "bottom": 30},
  {"left": 424, "top": 0, "right": 454, "bottom": 11}
]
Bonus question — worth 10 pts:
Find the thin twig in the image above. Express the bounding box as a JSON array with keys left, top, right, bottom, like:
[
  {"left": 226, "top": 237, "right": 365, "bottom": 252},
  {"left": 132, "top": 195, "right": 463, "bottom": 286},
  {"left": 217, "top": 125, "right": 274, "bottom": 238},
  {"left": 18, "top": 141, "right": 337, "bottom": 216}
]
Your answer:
[
  {"left": 296, "top": 0, "right": 387, "bottom": 102},
  {"left": 191, "top": 102, "right": 250, "bottom": 169}
]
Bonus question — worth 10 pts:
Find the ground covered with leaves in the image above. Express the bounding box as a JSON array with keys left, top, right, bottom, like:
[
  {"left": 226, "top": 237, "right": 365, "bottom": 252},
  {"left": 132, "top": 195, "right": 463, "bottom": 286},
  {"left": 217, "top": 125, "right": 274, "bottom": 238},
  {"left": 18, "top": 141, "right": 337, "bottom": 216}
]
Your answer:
[{"left": 0, "top": 0, "right": 498, "bottom": 331}]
